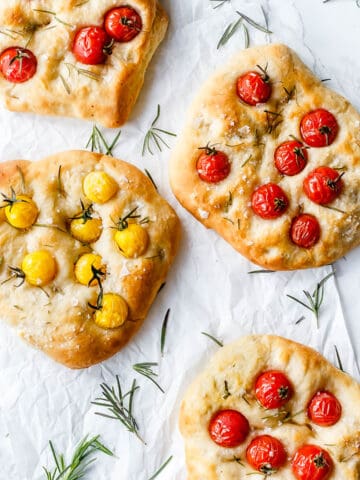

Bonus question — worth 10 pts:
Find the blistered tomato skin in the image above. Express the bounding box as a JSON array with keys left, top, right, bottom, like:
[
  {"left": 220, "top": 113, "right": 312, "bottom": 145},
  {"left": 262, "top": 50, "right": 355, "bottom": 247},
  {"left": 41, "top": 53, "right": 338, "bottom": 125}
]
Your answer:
[
  {"left": 300, "top": 109, "right": 339, "bottom": 147},
  {"left": 208, "top": 409, "right": 250, "bottom": 448},
  {"left": 308, "top": 391, "right": 342, "bottom": 427},
  {"left": 105, "top": 7, "right": 142, "bottom": 42},
  {"left": 196, "top": 147, "right": 231, "bottom": 183},
  {"left": 255, "top": 370, "right": 293, "bottom": 409},
  {"left": 292, "top": 445, "right": 333, "bottom": 480},
  {"left": 73, "top": 26, "right": 112, "bottom": 65},
  {"left": 236, "top": 71, "right": 271, "bottom": 106},
  {"left": 246, "top": 435, "right": 287, "bottom": 474},
  {"left": 303, "top": 166, "right": 344, "bottom": 205},
  {"left": 274, "top": 141, "right": 308, "bottom": 176},
  {"left": 251, "top": 183, "right": 289, "bottom": 219},
  {"left": 290, "top": 214, "right": 320, "bottom": 248},
  {"left": 0, "top": 47, "right": 37, "bottom": 83}
]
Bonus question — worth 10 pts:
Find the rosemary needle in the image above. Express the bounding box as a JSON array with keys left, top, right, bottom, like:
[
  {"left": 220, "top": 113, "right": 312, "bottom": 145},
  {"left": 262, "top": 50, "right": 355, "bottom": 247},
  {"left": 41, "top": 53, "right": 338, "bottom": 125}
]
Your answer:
[
  {"left": 210, "top": 0, "right": 231, "bottom": 9},
  {"left": 144, "top": 169, "right": 158, "bottom": 190},
  {"left": 142, "top": 105, "right": 176, "bottom": 156},
  {"left": 334, "top": 345, "right": 344, "bottom": 372},
  {"left": 236, "top": 11, "right": 272, "bottom": 34},
  {"left": 133, "top": 362, "right": 165, "bottom": 393},
  {"left": 201, "top": 331, "right": 224, "bottom": 347},
  {"left": 148, "top": 456, "right": 173, "bottom": 480},
  {"left": 161, "top": 308, "right": 170, "bottom": 356},
  {"left": 85, "top": 125, "right": 121, "bottom": 156},
  {"left": 217, "top": 17, "right": 242, "bottom": 49}
]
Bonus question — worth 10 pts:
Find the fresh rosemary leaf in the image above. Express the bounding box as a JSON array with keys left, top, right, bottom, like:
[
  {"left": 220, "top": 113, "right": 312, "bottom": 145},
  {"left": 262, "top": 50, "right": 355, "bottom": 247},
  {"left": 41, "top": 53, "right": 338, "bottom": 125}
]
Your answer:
[
  {"left": 322, "top": 205, "right": 347, "bottom": 214},
  {"left": 133, "top": 362, "right": 164, "bottom": 393},
  {"left": 33, "top": 9, "right": 73, "bottom": 28},
  {"left": 236, "top": 11, "right": 272, "bottom": 34},
  {"left": 34, "top": 223, "right": 67, "bottom": 233},
  {"left": 85, "top": 125, "right": 121, "bottom": 156},
  {"left": 142, "top": 105, "right": 176, "bottom": 156},
  {"left": 201, "top": 331, "right": 224, "bottom": 347},
  {"left": 64, "top": 63, "right": 101, "bottom": 81},
  {"left": 217, "top": 17, "right": 242, "bottom": 49},
  {"left": 334, "top": 345, "right": 344, "bottom": 372},
  {"left": 210, "top": 0, "right": 231, "bottom": 8},
  {"left": 144, "top": 169, "right": 158, "bottom": 190},
  {"left": 243, "top": 23, "right": 250, "bottom": 48},
  {"left": 248, "top": 269, "right": 274, "bottom": 274},
  {"left": 223, "top": 380, "right": 231, "bottom": 399},
  {"left": 161, "top": 308, "right": 170, "bottom": 356},
  {"left": 148, "top": 456, "right": 173, "bottom": 480},
  {"left": 59, "top": 74, "right": 71, "bottom": 95}
]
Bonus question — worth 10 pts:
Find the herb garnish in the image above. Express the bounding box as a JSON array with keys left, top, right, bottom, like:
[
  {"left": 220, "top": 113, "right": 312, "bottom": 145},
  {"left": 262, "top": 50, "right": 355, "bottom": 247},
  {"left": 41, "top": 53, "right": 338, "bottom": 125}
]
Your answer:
[
  {"left": 201, "top": 331, "right": 224, "bottom": 347},
  {"left": 223, "top": 380, "right": 231, "bottom": 399},
  {"left": 111, "top": 207, "right": 148, "bottom": 231},
  {"left": 161, "top": 308, "right": 170, "bottom": 356},
  {"left": 85, "top": 125, "right": 121, "bottom": 156},
  {"left": 237, "top": 10, "right": 272, "bottom": 34},
  {"left": 248, "top": 269, "right": 274, "bottom": 274},
  {"left": 1, "top": 266, "right": 25, "bottom": 287},
  {"left": 148, "top": 456, "right": 173, "bottom": 480},
  {"left": 92, "top": 377, "right": 145, "bottom": 443},
  {"left": 70, "top": 201, "right": 95, "bottom": 224},
  {"left": 63, "top": 62, "right": 101, "bottom": 84},
  {"left": 142, "top": 105, "right": 177, "bottom": 156},
  {"left": 43, "top": 435, "right": 113, "bottom": 480},
  {"left": 334, "top": 345, "right": 344, "bottom": 372},
  {"left": 133, "top": 362, "right": 164, "bottom": 393},
  {"left": 217, "top": 17, "right": 243, "bottom": 49},
  {"left": 144, "top": 169, "right": 158, "bottom": 190},
  {"left": 210, "top": 0, "right": 231, "bottom": 8},
  {"left": 33, "top": 9, "right": 73, "bottom": 28}
]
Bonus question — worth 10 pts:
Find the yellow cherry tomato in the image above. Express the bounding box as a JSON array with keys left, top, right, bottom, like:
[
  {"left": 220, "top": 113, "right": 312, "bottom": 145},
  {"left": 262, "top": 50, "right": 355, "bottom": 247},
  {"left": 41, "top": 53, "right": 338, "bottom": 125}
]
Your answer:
[
  {"left": 21, "top": 250, "right": 57, "bottom": 286},
  {"left": 5, "top": 195, "right": 38, "bottom": 229},
  {"left": 70, "top": 217, "right": 102, "bottom": 243},
  {"left": 114, "top": 224, "right": 149, "bottom": 258},
  {"left": 83, "top": 171, "right": 118, "bottom": 204},
  {"left": 74, "top": 253, "right": 105, "bottom": 286},
  {"left": 94, "top": 293, "right": 128, "bottom": 329}
]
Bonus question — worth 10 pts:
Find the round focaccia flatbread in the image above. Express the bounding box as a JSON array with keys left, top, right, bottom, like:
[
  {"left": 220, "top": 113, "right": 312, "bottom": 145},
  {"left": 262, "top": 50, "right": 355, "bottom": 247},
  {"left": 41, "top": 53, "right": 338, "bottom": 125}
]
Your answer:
[
  {"left": 170, "top": 44, "right": 360, "bottom": 270},
  {"left": 0, "top": 150, "right": 180, "bottom": 368},
  {"left": 179, "top": 335, "right": 360, "bottom": 480}
]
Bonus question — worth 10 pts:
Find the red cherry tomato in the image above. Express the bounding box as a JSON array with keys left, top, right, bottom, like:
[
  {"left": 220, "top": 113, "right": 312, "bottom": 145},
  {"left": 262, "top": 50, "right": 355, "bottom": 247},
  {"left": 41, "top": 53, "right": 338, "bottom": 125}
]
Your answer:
[
  {"left": 0, "top": 47, "right": 37, "bottom": 83},
  {"left": 308, "top": 391, "right": 342, "bottom": 427},
  {"left": 246, "top": 435, "right": 287, "bottom": 474},
  {"left": 255, "top": 370, "right": 293, "bottom": 409},
  {"left": 72, "top": 26, "right": 112, "bottom": 65},
  {"left": 196, "top": 146, "right": 230, "bottom": 183},
  {"left": 290, "top": 214, "right": 320, "bottom": 248},
  {"left": 208, "top": 409, "right": 250, "bottom": 448},
  {"left": 292, "top": 445, "right": 333, "bottom": 480},
  {"left": 105, "top": 7, "right": 142, "bottom": 42},
  {"left": 236, "top": 70, "right": 271, "bottom": 106},
  {"left": 274, "top": 140, "right": 308, "bottom": 176},
  {"left": 303, "top": 166, "right": 344, "bottom": 205},
  {"left": 300, "top": 109, "right": 339, "bottom": 147},
  {"left": 251, "top": 183, "right": 289, "bottom": 219}
]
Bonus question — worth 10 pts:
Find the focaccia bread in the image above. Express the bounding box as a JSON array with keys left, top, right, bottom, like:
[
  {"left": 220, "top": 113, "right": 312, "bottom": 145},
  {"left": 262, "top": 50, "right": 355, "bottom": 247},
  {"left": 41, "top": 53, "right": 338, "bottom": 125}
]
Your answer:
[
  {"left": 0, "top": 151, "right": 180, "bottom": 368},
  {"left": 0, "top": 1, "right": 168, "bottom": 127},
  {"left": 170, "top": 44, "right": 360, "bottom": 270},
  {"left": 180, "top": 335, "right": 360, "bottom": 480}
]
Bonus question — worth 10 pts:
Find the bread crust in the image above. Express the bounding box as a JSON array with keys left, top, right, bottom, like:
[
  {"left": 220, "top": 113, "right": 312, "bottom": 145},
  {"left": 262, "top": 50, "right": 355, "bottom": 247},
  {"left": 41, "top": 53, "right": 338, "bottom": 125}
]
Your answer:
[
  {"left": 0, "top": 150, "right": 180, "bottom": 368},
  {"left": 170, "top": 44, "right": 360, "bottom": 270},
  {"left": 0, "top": 1, "right": 168, "bottom": 127},
  {"left": 179, "top": 335, "right": 360, "bottom": 479}
]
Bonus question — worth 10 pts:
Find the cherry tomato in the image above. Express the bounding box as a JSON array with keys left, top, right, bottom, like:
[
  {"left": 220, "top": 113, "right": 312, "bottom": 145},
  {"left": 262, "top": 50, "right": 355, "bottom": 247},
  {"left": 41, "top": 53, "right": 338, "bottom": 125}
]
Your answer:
[
  {"left": 72, "top": 26, "right": 112, "bottom": 65},
  {"left": 196, "top": 146, "right": 230, "bottom": 183},
  {"left": 308, "top": 391, "right": 342, "bottom": 427},
  {"left": 251, "top": 183, "right": 289, "bottom": 220},
  {"left": 236, "top": 70, "right": 271, "bottom": 106},
  {"left": 255, "top": 370, "right": 293, "bottom": 409},
  {"left": 246, "top": 435, "right": 287, "bottom": 474},
  {"left": 0, "top": 47, "right": 37, "bottom": 83},
  {"left": 105, "top": 7, "right": 142, "bottom": 42},
  {"left": 274, "top": 140, "right": 308, "bottom": 176},
  {"left": 208, "top": 409, "right": 250, "bottom": 448},
  {"left": 292, "top": 445, "right": 333, "bottom": 480},
  {"left": 300, "top": 109, "right": 339, "bottom": 147},
  {"left": 303, "top": 166, "right": 344, "bottom": 205},
  {"left": 290, "top": 214, "right": 320, "bottom": 248}
]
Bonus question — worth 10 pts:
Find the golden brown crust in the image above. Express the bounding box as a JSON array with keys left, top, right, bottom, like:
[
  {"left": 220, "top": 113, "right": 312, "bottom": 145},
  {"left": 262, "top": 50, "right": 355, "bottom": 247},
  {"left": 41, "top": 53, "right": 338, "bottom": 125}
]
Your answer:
[
  {"left": 170, "top": 44, "right": 360, "bottom": 270},
  {"left": 0, "top": 150, "right": 181, "bottom": 368},
  {"left": 0, "top": 1, "right": 168, "bottom": 128},
  {"left": 179, "top": 335, "right": 360, "bottom": 479}
]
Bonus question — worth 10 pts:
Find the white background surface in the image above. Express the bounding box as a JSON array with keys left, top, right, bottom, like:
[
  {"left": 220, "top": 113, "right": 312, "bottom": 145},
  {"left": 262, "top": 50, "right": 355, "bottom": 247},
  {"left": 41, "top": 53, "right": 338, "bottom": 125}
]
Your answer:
[{"left": 0, "top": 1, "right": 360, "bottom": 479}]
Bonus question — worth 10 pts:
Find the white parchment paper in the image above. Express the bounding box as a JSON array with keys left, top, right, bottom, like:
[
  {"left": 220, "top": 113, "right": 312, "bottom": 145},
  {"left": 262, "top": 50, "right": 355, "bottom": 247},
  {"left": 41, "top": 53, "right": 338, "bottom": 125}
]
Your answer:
[{"left": 0, "top": 1, "right": 359, "bottom": 479}]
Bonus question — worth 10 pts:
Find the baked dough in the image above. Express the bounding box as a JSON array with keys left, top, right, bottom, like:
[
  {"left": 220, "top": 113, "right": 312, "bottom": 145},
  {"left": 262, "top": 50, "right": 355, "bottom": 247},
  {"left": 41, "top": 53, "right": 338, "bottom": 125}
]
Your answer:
[
  {"left": 0, "top": 0, "right": 168, "bottom": 127},
  {"left": 170, "top": 44, "right": 360, "bottom": 270},
  {"left": 179, "top": 335, "right": 360, "bottom": 479},
  {"left": 0, "top": 151, "right": 180, "bottom": 368}
]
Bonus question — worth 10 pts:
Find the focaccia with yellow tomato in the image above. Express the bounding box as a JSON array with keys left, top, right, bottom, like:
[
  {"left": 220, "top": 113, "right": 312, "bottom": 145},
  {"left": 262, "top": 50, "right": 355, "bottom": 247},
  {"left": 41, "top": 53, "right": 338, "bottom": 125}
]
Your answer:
[{"left": 0, "top": 150, "right": 180, "bottom": 368}]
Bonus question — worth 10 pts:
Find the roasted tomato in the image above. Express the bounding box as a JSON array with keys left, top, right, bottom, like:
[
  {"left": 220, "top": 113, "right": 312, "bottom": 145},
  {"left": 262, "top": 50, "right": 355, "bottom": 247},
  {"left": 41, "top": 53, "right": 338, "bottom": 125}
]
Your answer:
[
  {"left": 290, "top": 214, "right": 320, "bottom": 248},
  {"left": 251, "top": 183, "right": 289, "bottom": 219},
  {"left": 69, "top": 202, "right": 102, "bottom": 243},
  {"left": 104, "top": 6, "right": 142, "bottom": 42},
  {"left": 255, "top": 370, "right": 293, "bottom": 409},
  {"left": 83, "top": 171, "right": 118, "bottom": 204},
  {"left": 75, "top": 253, "right": 106, "bottom": 287},
  {"left": 303, "top": 166, "right": 344, "bottom": 205},
  {"left": 72, "top": 26, "right": 112, "bottom": 65},
  {"left": 300, "top": 109, "right": 338, "bottom": 147},
  {"left": 94, "top": 293, "right": 129, "bottom": 329},
  {"left": 3, "top": 192, "right": 38, "bottom": 229},
  {"left": 292, "top": 445, "right": 333, "bottom": 480},
  {"left": 236, "top": 69, "right": 271, "bottom": 106},
  {"left": 196, "top": 145, "right": 230, "bottom": 183},
  {"left": 274, "top": 140, "right": 308, "bottom": 176},
  {"left": 115, "top": 223, "right": 149, "bottom": 258},
  {"left": 21, "top": 250, "right": 57, "bottom": 287},
  {"left": 0, "top": 47, "right": 37, "bottom": 83},
  {"left": 208, "top": 409, "right": 250, "bottom": 448},
  {"left": 246, "top": 435, "right": 287, "bottom": 474},
  {"left": 308, "top": 391, "right": 341, "bottom": 427}
]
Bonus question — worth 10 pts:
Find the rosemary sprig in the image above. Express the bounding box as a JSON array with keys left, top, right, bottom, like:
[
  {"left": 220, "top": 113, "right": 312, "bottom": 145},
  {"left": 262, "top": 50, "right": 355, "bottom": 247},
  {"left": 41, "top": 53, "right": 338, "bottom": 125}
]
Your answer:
[
  {"left": 142, "top": 105, "right": 176, "bottom": 156},
  {"left": 85, "top": 125, "right": 121, "bottom": 156},
  {"left": 33, "top": 9, "right": 73, "bottom": 28},
  {"left": 133, "top": 362, "right": 164, "bottom": 393},
  {"left": 217, "top": 17, "right": 242, "bottom": 49},
  {"left": 42, "top": 435, "right": 113, "bottom": 480},
  {"left": 210, "top": 0, "right": 231, "bottom": 8},
  {"left": 92, "top": 377, "right": 145, "bottom": 443},
  {"left": 286, "top": 272, "right": 335, "bottom": 328},
  {"left": 144, "top": 169, "right": 158, "bottom": 190},
  {"left": 34, "top": 223, "right": 67, "bottom": 233},
  {"left": 201, "top": 331, "right": 224, "bottom": 347},
  {"left": 334, "top": 345, "right": 344, "bottom": 372},
  {"left": 248, "top": 269, "right": 274, "bottom": 274},
  {"left": 161, "top": 308, "right": 170, "bottom": 356},
  {"left": 236, "top": 11, "right": 272, "bottom": 34},
  {"left": 148, "top": 456, "right": 173, "bottom": 480},
  {"left": 64, "top": 62, "right": 101, "bottom": 81}
]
